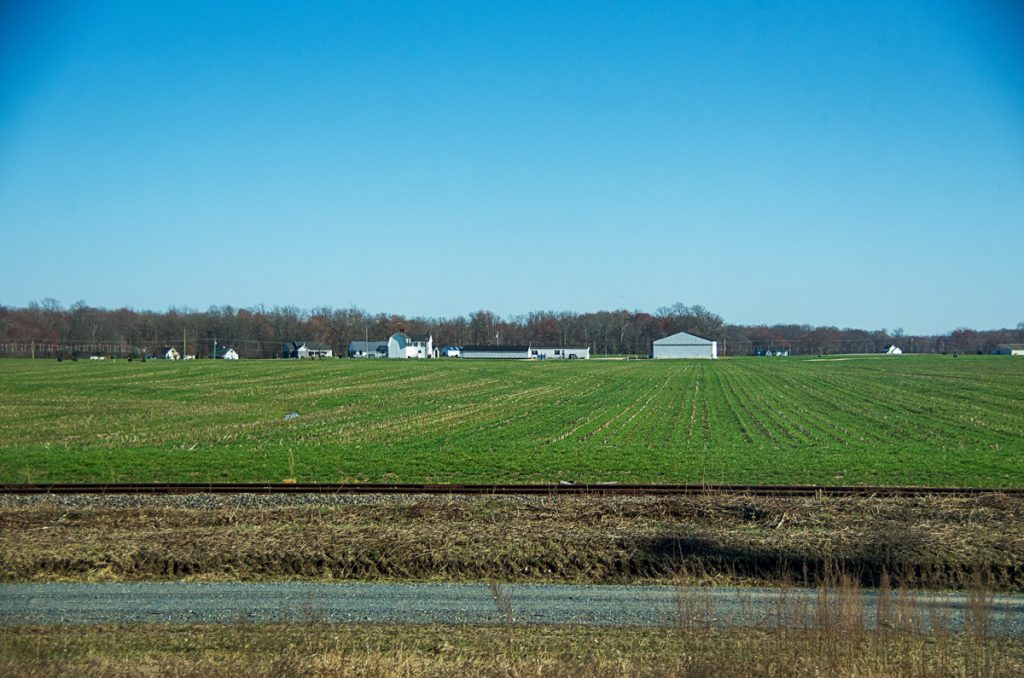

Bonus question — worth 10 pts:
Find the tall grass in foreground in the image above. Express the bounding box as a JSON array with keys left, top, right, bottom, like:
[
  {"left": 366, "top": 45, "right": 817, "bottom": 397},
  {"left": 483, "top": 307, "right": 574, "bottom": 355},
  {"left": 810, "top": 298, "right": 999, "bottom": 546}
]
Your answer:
[
  {"left": 1, "top": 621, "right": 1017, "bottom": 677},
  {"left": 664, "top": 566, "right": 1011, "bottom": 677},
  {"left": 3, "top": 574, "right": 1019, "bottom": 677}
]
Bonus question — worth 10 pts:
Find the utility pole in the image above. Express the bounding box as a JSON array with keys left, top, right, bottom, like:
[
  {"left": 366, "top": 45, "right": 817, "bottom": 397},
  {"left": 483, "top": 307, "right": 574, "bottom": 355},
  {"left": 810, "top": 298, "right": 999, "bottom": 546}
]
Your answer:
[{"left": 183, "top": 327, "right": 187, "bottom": 360}]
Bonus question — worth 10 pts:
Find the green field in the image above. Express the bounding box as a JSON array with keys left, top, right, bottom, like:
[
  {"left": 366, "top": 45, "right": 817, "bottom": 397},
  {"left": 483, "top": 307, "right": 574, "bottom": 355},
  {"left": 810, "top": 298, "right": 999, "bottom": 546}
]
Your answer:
[{"left": 0, "top": 356, "right": 1021, "bottom": 486}]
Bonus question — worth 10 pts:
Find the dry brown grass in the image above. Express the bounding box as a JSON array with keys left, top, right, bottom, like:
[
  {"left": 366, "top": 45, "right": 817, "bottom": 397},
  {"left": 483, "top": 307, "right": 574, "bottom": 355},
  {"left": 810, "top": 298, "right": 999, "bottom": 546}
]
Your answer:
[
  {"left": 2, "top": 620, "right": 1022, "bottom": 677},
  {"left": 2, "top": 493, "right": 1023, "bottom": 589}
]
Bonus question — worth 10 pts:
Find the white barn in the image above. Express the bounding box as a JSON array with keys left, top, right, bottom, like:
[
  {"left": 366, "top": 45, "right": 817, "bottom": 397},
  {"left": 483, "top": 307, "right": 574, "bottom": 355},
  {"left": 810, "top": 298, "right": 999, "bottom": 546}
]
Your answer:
[
  {"left": 531, "top": 346, "right": 590, "bottom": 360},
  {"left": 652, "top": 331, "right": 717, "bottom": 359},
  {"left": 388, "top": 332, "right": 434, "bottom": 359}
]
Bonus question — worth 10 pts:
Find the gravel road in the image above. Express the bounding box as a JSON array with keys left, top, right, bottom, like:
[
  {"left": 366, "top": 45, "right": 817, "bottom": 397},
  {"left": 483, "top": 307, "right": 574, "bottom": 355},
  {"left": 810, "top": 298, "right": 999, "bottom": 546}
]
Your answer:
[{"left": 3, "top": 583, "right": 1023, "bottom": 633}]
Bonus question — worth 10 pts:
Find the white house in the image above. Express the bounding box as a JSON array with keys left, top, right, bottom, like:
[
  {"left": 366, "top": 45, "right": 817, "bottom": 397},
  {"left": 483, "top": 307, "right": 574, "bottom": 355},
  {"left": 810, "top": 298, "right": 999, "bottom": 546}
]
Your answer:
[
  {"left": 531, "top": 346, "right": 590, "bottom": 360},
  {"left": 652, "top": 331, "right": 717, "bottom": 359},
  {"left": 146, "top": 346, "right": 180, "bottom": 360},
  {"left": 388, "top": 332, "right": 434, "bottom": 359},
  {"left": 284, "top": 341, "right": 333, "bottom": 359},
  {"left": 884, "top": 345, "right": 903, "bottom": 355},
  {"left": 214, "top": 347, "right": 240, "bottom": 360},
  {"left": 460, "top": 345, "right": 532, "bottom": 359}
]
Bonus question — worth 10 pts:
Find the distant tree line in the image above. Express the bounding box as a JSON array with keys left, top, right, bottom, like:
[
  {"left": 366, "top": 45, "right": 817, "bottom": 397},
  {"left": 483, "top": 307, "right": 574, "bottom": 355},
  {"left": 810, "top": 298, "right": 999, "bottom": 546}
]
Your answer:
[{"left": 0, "top": 299, "right": 1021, "bottom": 359}]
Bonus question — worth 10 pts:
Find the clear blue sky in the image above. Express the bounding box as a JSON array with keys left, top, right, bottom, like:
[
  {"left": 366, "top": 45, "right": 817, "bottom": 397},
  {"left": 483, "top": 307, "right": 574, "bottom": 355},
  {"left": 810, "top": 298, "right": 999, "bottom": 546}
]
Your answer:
[{"left": 1, "top": 1, "right": 1022, "bottom": 334}]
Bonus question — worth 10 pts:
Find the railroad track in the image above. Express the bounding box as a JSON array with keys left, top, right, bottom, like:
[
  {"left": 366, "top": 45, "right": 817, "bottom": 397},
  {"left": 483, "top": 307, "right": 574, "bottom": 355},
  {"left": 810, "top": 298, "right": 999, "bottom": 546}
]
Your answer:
[{"left": 2, "top": 483, "right": 1023, "bottom": 497}]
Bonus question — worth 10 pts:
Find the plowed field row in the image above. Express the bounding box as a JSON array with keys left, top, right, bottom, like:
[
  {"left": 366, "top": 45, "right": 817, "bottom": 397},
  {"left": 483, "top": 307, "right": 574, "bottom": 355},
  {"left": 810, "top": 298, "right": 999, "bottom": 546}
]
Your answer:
[{"left": 0, "top": 356, "right": 1021, "bottom": 486}]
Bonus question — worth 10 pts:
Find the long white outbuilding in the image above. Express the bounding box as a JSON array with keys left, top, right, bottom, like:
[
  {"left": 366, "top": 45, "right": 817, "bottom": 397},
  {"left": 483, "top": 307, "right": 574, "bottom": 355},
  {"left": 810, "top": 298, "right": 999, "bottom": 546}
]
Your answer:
[{"left": 652, "top": 331, "right": 717, "bottom": 359}]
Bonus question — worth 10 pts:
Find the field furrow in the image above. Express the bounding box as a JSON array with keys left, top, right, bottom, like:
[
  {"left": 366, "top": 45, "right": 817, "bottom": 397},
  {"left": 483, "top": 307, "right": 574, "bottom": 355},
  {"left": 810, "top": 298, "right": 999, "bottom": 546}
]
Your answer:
[{"left": 0, "top": 356, "right": 1021, "bottom": 486}]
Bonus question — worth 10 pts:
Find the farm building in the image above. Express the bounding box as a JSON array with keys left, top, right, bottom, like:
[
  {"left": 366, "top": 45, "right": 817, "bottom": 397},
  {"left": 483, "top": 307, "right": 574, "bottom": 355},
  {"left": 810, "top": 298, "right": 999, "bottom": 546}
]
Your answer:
[
  {"left": 388, "top": 332, "right": 434, "bottom": 359},
  {"left": 441, "top": 346, "right": 462, "bottom": 357},
  {"left": 531, "top": 346, "right": 590, "bottom": 359},
  {"left": 652, "top": 331, "right": 717, "bottom": 359},
  {"left": 754, "top": 346, "right": 790, "bottom": 357},
  {"left": 145, "top": 346, "right": 180, "bottom": 360},
  {"left": 992, "top": 344, "right": 1024, "bottom": 356},
  {"left": 348, "top": 340, "right": 388, "bottom": 358},
  {"left": 460, "top": 345, "right": 532, "bottom": 359},
  {"left": 283, "top": 341, "right": 334, "bottom": 359},
  {"left": 213, "top": 347, "right": 239, "bottom": 360},
  {"left": 884, "top": 345, "right": 903, "bottom": 355}
]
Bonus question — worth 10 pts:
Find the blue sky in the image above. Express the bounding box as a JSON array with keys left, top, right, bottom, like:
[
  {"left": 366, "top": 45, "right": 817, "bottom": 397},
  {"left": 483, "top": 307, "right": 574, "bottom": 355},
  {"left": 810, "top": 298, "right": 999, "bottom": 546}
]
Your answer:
[{"left": 1, "top": 1, "right": 1021, "bottom": 334}]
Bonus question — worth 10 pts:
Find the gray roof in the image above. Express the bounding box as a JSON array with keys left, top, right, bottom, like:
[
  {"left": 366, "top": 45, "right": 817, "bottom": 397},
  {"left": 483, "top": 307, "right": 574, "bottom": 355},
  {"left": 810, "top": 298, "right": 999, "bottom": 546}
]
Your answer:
[
  {"left": 348, "top": 340, "right": 388, "bottom": 352},
  {"left": 461, "top": 345, "right": 530, "bottom": 352},
  {"left": 653, "top": 331, "right": 715, "bottom": 345}
]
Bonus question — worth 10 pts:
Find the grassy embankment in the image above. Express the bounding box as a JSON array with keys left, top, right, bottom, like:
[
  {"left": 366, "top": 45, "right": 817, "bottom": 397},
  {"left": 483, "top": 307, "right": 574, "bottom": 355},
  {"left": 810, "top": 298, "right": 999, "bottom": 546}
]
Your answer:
[
  {"left": 0, "top": 355, "right": 1021, "bottom": 486},
  {"left": 3, "top": 493, "right": 1021, "bottom": 589}
]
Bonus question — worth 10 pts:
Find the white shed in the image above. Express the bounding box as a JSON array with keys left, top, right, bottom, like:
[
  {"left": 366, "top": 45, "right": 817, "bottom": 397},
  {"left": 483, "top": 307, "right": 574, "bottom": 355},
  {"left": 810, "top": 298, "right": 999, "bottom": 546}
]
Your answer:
[{"left": 652, "top": 331, "right": 717, "bottom": 359}]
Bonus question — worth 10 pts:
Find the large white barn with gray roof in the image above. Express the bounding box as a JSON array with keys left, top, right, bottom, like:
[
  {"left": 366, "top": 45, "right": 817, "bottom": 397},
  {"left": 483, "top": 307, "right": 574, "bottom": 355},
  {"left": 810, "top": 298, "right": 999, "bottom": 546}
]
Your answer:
[{"left": 652, "top": 331, "right": 717, "bottom": 359}]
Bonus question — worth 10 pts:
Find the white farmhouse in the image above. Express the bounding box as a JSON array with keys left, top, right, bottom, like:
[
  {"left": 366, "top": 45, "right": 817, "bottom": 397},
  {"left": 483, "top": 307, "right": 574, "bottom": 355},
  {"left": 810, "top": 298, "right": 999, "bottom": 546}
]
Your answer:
[
  {"left": 388, "top": 332, "right": 434, "bottom": 359},
  {"left": 284, "top": 341, "right": 334, "bottom": 359},
  {"left": 652, "top": 331, "right": 717, "bottom": 359},
  {"left": 146, "top": 346, "right": 180, "bottom": 360}
]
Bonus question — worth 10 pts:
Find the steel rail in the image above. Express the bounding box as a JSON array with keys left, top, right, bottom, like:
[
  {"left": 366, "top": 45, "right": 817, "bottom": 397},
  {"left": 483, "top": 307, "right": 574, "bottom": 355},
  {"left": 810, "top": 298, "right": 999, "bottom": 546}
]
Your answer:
[{"left": 2, "top": 483, "right": 1023, "bottom": 497}]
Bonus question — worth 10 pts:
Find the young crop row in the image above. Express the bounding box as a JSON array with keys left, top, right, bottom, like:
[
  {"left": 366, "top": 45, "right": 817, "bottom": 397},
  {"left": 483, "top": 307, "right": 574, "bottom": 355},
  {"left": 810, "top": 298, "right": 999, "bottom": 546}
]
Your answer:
[{"left": 0, "top": 356, "right": 1021, "bottom": 485}]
